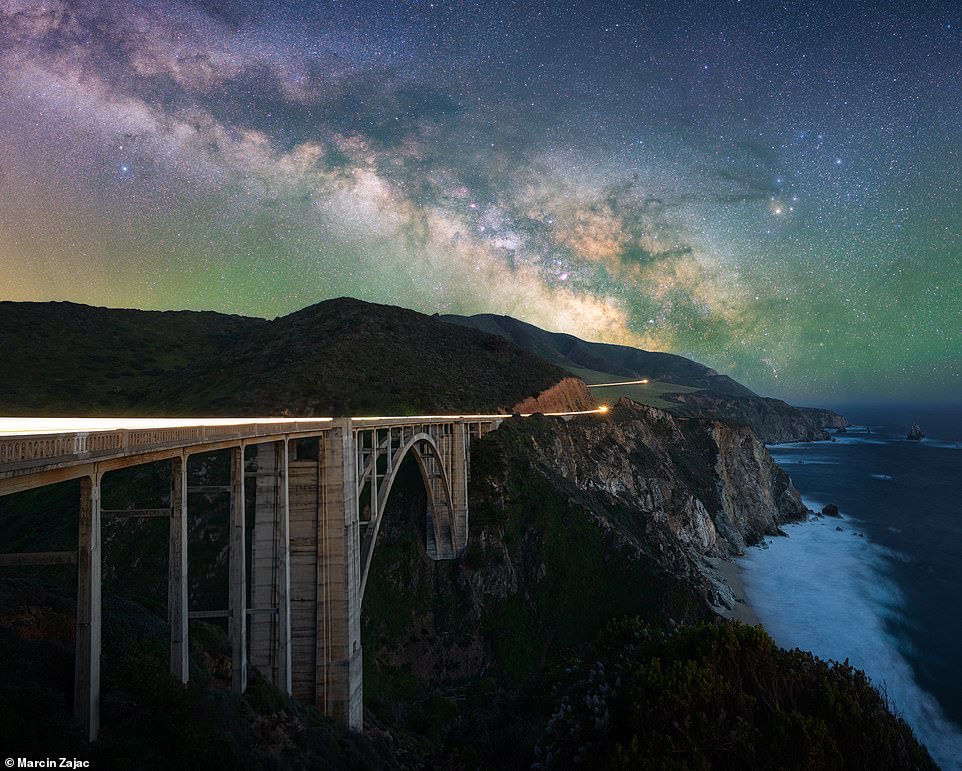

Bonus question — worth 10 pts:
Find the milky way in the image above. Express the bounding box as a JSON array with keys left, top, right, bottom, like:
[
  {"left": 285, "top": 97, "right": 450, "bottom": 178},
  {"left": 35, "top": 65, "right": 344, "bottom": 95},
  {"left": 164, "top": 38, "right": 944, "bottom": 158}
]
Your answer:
[{"left": 1, "top": 0, "right": 959, "bottom": 402}]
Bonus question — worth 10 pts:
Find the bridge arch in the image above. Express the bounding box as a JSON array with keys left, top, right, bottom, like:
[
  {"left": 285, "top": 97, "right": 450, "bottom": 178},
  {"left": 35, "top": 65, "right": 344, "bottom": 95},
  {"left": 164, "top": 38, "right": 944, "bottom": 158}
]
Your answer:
[{"left": 358, "top": 431, "right": 457, "bottom": 600}]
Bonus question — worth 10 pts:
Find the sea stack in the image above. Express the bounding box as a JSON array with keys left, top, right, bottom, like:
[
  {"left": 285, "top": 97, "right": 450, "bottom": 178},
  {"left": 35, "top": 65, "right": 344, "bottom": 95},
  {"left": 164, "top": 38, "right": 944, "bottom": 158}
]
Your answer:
[
  {"left": 907, "top": 423, "right": 925, "bottom": 441},
  {"left": 822, "top": 503, "right": 842, "bottom": 518}
]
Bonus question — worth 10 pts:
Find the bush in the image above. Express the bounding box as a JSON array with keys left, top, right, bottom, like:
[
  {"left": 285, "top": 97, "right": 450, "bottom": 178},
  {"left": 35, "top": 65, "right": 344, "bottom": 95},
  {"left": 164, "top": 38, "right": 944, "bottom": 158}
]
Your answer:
[{"left": 535, "top": 619, "right": 936, "bottom": 770}]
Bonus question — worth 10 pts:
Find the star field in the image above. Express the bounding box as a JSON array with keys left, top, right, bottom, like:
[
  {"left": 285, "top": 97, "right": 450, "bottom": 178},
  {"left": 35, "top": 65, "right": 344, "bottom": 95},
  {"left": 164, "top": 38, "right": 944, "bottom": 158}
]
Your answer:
[{"left": 0, "top": 0, "right": 959, "bottom": 402}]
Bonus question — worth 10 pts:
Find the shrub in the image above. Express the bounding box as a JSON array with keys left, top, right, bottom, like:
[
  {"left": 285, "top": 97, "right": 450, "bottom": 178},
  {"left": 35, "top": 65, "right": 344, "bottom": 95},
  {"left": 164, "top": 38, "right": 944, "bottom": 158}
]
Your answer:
[{"left": 535, "top": 620, "right": 936, "bottom": 770}]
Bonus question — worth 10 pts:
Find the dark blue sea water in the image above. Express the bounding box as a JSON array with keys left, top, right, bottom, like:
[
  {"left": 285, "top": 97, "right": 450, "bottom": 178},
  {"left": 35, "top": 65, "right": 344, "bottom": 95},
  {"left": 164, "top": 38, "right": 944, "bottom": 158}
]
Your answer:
[{"left": 741, "top": 403, "right": 962, "bottom": 770}]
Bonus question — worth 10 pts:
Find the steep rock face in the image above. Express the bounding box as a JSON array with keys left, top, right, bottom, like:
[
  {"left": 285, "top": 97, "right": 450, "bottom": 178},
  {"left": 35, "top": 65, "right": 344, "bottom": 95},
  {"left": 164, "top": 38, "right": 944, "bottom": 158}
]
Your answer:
[
  {"left": 512, "top": 401, "right": 805, "bottom": 559},
  {"left": 362, "top": 399, "right": 807, "bottom": 710},
  {"left": 710, "top": 421, "right": 806, "bottom": 551},
  {"left": 665, "top": 391, "right": 848, "bottom": 443},
  {"left": 511, "top": 402, "right": 723, "bottom": 562}
]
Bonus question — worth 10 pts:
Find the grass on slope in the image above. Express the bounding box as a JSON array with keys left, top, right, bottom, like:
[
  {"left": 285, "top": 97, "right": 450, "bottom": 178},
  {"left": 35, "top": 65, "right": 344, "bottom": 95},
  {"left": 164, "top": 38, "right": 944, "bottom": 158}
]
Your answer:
[
  {"left": 142, "top": 298, "right": 569, "bottom": 416},
  {"left": 563, "top": 364, "right": 701, "bottom": 411}
]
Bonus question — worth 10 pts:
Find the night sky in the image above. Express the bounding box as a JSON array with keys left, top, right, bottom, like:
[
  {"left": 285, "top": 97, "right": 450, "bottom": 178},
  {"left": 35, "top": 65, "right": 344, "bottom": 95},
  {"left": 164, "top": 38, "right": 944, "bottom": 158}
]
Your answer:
[{"left": 1, "top": 0, "right": 959, "bottom": 402}]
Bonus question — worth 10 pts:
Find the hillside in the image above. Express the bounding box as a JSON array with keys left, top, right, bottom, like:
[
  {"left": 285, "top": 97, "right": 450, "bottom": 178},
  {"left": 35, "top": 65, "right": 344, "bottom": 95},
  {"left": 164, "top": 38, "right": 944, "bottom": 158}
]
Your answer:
[
  {"left": 438, "top": 312, "right": 755, "bottom": 398},
  {"left": 142, "top": 298, "right": 580, "bottom": 416},
  {"left": 439, "top": 312, "right": 847, "bottom": 441},
  {"left": 0, "top": 299, "right": 580, "bottom": 417},
  {"left": 359, "top": 402, "right": 930, "bottom": 767},
  {"left": 0, "top": 301, "right": 262, "bottom": 415}
]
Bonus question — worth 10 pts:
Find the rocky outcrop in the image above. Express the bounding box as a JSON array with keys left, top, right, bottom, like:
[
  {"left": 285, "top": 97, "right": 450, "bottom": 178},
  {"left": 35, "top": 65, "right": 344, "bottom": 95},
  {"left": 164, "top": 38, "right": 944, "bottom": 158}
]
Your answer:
[
  {"left": 907, "top": 424, "right": 925, "bottom": 441},
  {"left": 711, "top": 420, "right": 807, "bottom": 551},
  {"left": 507, "top": 400, "right": 804, "bottom": 559},
  {"left": 664, "top": 391, "right": 848, "bottom": 443},
  {"left": 510, "top": 376, "right": 596, "bottom": 414}
]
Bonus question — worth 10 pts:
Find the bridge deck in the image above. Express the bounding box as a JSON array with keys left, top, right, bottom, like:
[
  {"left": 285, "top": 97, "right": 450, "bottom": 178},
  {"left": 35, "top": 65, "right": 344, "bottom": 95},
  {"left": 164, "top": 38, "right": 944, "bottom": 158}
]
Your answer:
[{"left": 0, "top": 414, "right": 527, "bottom": 494}]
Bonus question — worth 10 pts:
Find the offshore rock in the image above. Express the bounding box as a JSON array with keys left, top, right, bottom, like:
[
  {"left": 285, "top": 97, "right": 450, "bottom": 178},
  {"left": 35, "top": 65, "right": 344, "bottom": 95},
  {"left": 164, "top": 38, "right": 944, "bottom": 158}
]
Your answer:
[
  {"left": 822, "top": 503, "right": 841, "bottom": 518},
  {"left": 907, "top": 424, "right": 925, "bottom": 441}
]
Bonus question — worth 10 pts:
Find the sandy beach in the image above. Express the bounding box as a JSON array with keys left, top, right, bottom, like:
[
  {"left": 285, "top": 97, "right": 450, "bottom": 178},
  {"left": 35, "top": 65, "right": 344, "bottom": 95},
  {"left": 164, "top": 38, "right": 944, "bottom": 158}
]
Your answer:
[{"left": 707, "top": 555, "right": 762, "bottom": 626}]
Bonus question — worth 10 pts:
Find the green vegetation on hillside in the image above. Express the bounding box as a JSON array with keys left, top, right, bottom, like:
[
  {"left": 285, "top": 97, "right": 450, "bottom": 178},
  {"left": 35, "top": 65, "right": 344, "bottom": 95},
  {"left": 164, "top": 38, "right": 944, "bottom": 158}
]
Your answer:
[
  {"left": 537, "top": 619, "right": 935, "bottom": 770},
  {"left": 439, "top": 312, "right": 755, "bottom": 398},
  {"left": 439, "top": 312, "right": 847, "bottom": 440},
  {"left": 0, "top": 298, "right": 568, "bottom": 417},
  {"left": 564, "top": 364, "right": 701, "bottom": 410},
  {"left": 145, "top": 298, "right": 567, "bottom": 416},
  {"left": 0, "top": 301, "right": 261, "bottom": 415}
]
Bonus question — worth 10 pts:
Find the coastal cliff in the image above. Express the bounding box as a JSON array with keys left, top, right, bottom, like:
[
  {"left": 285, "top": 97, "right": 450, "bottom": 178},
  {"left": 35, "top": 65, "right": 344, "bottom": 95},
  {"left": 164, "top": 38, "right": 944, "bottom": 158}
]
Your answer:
[
  {"left": 0, "top": 397, "right": 934, "bottom": 768},
  {"left": 363, "top": 400, "right": 807, "bottom": 716},
  {"left": 360, "top": 400, "right": 938, "bottom": 768},
  {"left": 710, "top": 420, "right": 808, "bottom": 550},
  {"left": 0, "top": 298, "right": 928, "bottom": 768},
  {"left": 664, "top": 391, "right": 848, "bottom": 443}
]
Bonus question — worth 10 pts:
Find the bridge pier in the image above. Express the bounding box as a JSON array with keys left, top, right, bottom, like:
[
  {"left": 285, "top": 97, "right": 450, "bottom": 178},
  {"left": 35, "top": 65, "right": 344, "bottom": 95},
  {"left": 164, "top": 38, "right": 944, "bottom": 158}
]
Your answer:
[
  {"left": 284, "top": 424, "right": 362, "bottom": 730},
  {"left": 229, "top": 446, "right": 247, "bottom": 694},
  {"left": 316, "top": 420, "right": 363, "bottom": 729},
  {"left": 450, "top": 422, "right": 469, "bottom": 552},
  {"left": 75, "top": 473, "right": 102, "bottom": 742},
  {"left": 168, "top": 455, "right": 189, "bottom": 683},
  {"left": 250, "top": 441, "right": 292, "bottom": 694}
]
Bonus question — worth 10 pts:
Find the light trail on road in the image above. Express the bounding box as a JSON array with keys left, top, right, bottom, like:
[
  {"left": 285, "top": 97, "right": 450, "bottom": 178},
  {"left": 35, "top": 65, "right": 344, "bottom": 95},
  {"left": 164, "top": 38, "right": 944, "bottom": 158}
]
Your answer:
[
  {"left": 586, "top": 379, "right": 649, "bottom": 387},
  {"left": 0, "top": 408, "right": 610, "bottom": 437}
]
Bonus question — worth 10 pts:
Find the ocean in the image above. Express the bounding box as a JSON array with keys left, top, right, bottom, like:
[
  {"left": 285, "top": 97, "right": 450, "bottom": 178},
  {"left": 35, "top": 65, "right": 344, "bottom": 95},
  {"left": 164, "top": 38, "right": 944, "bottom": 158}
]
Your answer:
[{"left": 740, "top": 403, "right": 962, "bottom": 770}]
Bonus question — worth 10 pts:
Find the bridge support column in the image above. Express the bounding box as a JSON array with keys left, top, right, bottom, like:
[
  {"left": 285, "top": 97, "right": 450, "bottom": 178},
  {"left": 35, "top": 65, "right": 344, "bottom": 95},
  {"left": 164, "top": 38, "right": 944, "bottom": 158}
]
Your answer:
[
  {"left": 229, "top": 445, "right": 247, "bottom": 694},
  {"left": 169, "top": 455, "right": 189, "bottom": 682},
  {"left": 317, "top": 419, "right": 363, "bottom": 730},
  {"left": 250, "top": 441, "right": 292, "bottom": 694},
  {"left": 75, "top": 473, "right": 102, "bottom": 741},
  {"left": 450, "top": 422, "right": 469, "bottom": 552}
]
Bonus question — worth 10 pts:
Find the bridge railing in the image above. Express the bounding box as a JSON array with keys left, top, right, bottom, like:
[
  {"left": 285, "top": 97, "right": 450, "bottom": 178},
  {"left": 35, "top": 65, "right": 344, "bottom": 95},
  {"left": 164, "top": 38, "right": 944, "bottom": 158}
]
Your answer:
[{"left": 0, "top": 419, "right": 336, "bottom": 479}]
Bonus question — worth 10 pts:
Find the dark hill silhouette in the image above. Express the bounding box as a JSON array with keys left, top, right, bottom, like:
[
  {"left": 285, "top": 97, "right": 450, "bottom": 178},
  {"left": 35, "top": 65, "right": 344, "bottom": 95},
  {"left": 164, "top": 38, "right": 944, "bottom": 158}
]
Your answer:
[
  {"left": 145, "top": 298, "right": 570, "bottom": 416},
  {"left": 438, "top": 312, "right": 847, "bottom": 441},
  {"left": 0, "top": 298, "right": 569, "bottom": 417},
  {"left": 0, "top": 301, "right": 262, "bottom": 415},
  {"left": 438, "top": 312, "right": 755, "bottom": 397}
]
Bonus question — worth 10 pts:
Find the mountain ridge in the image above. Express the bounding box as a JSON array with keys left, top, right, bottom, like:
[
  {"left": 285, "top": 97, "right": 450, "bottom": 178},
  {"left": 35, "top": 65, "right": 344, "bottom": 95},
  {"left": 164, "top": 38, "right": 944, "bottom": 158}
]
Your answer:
[
  {"left": 437, "top": 312, "right": 756, "bottom": 398},
  {"left": 0, "top": 297, "right": 928, "bottom": 768},
  {"left": 0, "top": 298, "right": 576, "bottom": 417},
  {"left": 439, "top": 311, "right": 847, "bottom": 441}
]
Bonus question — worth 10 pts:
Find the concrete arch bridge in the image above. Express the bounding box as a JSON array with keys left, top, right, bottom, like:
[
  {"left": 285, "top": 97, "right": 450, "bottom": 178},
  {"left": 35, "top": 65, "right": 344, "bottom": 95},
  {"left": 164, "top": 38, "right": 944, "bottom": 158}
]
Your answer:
[{"left": 0, "top": 411, "right": 598, "bottom": 740}]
